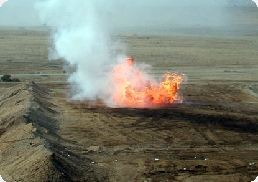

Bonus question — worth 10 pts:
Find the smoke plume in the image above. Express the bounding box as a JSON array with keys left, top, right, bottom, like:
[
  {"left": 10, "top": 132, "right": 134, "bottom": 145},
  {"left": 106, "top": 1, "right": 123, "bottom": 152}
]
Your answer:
[
  {"left": 36, "top": 0, "right": 125, "bottom": 104},
  {"left": 35, "top": 0, "right": 241, "bottom": 107}
]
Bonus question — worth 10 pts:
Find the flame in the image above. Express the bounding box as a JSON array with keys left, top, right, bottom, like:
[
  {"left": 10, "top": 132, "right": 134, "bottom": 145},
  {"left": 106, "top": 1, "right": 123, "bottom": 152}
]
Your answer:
[{"left": 111, "top": 57, "right": 184, "bottom": 108}]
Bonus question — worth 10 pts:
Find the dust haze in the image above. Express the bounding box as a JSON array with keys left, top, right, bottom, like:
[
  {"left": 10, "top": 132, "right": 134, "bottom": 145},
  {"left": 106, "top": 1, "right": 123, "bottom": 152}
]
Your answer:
[{"left": 1, "top": 0, "right": 255, "bottom": 33}]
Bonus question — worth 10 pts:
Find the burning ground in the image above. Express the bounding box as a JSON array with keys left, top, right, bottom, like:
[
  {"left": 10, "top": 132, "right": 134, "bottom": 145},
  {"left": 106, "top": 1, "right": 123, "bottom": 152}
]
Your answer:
[{"left": 106, "top": 57, "right": 184, "bottom": 108}]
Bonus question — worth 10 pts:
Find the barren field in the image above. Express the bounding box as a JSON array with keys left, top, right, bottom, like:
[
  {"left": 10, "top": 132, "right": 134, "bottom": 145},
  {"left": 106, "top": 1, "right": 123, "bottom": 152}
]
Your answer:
[{"left": 0, "top": 7, "right": 258, "bottom": 182}]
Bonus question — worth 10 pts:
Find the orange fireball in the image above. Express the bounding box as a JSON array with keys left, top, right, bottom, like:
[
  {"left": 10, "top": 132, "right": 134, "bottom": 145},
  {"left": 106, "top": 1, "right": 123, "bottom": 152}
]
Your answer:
[{"left": 111, "top": 57, "right": 184, "bottom": 108}]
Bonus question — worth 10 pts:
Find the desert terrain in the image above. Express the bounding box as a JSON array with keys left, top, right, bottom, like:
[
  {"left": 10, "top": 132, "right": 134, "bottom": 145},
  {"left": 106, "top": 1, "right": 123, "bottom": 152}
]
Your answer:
[{"left": 0, "top": 6, "right": 258, "bottom": 182}]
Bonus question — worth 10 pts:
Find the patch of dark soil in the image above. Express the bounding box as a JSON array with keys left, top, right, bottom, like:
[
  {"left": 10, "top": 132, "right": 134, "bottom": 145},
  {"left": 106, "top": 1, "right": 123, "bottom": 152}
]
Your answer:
[{"left": 80, "top": 106, "right": 258, "bottom": 134}]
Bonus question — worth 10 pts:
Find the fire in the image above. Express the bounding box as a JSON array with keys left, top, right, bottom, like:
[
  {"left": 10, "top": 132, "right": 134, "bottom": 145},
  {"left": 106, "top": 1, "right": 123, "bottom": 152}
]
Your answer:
[{"left": 111, "top": 57, "right": 184, "bottom": 108}]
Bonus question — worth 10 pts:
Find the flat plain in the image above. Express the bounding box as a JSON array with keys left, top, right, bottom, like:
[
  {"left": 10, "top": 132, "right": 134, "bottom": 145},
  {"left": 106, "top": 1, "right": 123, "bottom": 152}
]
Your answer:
[{"left": 0, "top": 7, "right": 258, "bottom": 182}]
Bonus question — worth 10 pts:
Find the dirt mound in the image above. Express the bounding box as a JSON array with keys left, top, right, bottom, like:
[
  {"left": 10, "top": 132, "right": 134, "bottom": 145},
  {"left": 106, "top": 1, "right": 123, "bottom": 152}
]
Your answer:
[
  {"left": 0, "top": 82, "right": 110, "bottom": 182},
  {"left": 0, "top": 82, "right": 107, "bottom": 181}
]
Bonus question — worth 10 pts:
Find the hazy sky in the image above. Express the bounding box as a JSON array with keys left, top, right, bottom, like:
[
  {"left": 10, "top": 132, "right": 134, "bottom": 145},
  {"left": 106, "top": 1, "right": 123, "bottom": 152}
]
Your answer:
[
  {"left": 0, "top": 0, "right": 39, "bottom": 26},
  {"left": 0, "top": 0, "right": 256, "bottom": 28}
]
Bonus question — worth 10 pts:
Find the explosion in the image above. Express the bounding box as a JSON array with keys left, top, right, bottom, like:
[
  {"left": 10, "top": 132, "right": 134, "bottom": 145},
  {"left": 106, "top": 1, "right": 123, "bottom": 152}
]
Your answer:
[
  {"left": 36, "top": 1, "right": 185, "bottom": 108},
  {"left": 110, "top": 57, "right": 184, "bottom": 108}
]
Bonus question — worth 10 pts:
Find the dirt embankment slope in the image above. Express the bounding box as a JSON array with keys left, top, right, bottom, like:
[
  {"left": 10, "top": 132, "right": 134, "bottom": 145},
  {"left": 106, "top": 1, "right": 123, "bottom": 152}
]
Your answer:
[
  {"left": 0, "top": 82, "right": 63, "bottom": 181},
  {"left": 0, "top": 82, "right": 108, "bottom": 181}
]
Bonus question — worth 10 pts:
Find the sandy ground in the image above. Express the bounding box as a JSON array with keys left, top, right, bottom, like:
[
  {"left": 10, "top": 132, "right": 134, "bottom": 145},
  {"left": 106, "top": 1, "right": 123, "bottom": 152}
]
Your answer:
[{"left": 0, "top": 7, "right": 258, "bottom": 182}]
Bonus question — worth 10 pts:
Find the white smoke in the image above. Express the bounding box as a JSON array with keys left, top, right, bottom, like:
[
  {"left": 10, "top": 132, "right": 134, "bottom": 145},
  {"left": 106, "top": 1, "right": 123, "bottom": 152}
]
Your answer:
[
  {"left": 0, "top": 0, "right": 8, "bottom": 7},
  {"left": 34, "top": 0, "right": 187, "bottom": 107},
  {"left": 0, "top": 175, "right": 5, "bottom": 182},
  {"left": 252, "top": 176, "right": 258, "bottom": 182},
  {"left": 253, "top": 0, "right": 258, "bottom": 7},
  {"left": 35, "top": 0, "right": 125, "bottom": 102},
  {"left": 35, "top": 0, "right": 232, "bottom": 107}
]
